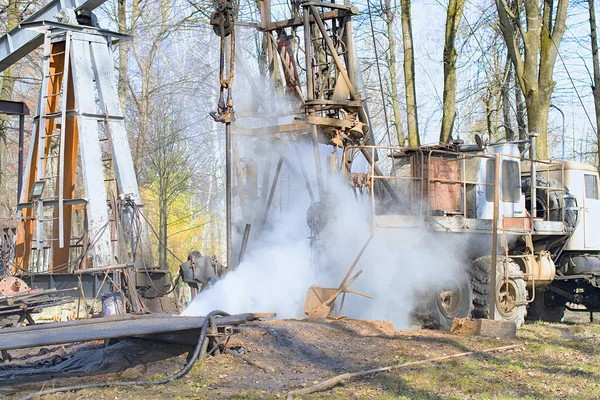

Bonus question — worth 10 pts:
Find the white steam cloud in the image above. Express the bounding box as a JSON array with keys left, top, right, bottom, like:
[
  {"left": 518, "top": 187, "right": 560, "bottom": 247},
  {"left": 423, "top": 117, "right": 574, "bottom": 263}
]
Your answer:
[
  {"left": 182, "top": 155, "right": 470, "bottom": 329},
  {"left": 182, "top": 35, "right": 470, "bottom": 328}
]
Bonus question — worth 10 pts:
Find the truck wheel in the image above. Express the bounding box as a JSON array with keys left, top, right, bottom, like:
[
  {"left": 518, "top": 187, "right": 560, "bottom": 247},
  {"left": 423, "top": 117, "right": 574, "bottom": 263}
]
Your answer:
[
  {"left": 415, "top": 271, "right": 473, "bottom": 329},
  {"left": 470, "top": 256, "right": 528, "bottom": 329},
  {"left": 526, "top": 288, "right": 566, "bottom": 322}
]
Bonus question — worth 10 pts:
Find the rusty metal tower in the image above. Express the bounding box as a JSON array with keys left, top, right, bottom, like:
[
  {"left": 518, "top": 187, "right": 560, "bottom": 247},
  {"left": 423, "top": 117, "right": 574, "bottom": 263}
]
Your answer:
[
  {"left": 216, "top": 0, "right": 383, "bottom": 265},
  {"left": 0, "top": 2, "right": 160, "bottom": 295}
]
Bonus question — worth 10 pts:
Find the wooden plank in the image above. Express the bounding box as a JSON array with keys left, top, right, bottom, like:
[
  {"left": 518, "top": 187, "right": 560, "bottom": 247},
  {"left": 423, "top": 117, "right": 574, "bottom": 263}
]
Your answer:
[
  {"left": 261, "top": 9, "right": 357, "bottom": 31},
  {"left": 303, "top": 1, "right": 357, "bottom": 11},
  {"left": 51, "top": 40, "right": 76, "bottom": 272},
  {"left": 233, "top": 122, "right": 311, "bottom": 136},
  {"left": 451, "top": 317, "right": 517, "bottom": 338}
]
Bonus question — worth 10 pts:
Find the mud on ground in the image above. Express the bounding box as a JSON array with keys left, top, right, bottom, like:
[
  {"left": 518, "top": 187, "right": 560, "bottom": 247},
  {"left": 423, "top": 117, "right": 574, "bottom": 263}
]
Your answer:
[{"left": 2, "top": 315, "right": 600, "bottom": 399}]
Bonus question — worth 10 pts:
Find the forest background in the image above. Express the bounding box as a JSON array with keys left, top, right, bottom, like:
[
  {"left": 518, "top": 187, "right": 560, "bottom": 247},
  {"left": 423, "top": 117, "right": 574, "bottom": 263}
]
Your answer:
[{"left": 0, "top": 0, "right": 597, "bottom": 272}]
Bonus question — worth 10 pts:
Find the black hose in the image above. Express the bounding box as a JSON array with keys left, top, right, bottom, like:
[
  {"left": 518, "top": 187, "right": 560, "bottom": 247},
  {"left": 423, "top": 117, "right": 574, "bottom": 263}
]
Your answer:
[{"left": 18, "top": 310, "right": 231, "bottom": 400}]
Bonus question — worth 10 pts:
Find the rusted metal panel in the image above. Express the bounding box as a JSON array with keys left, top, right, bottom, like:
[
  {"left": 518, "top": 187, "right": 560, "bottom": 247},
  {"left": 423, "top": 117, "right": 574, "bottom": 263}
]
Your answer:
[
  {"left": 502, "top": 217, "right": 531, "bottom": 231},
  {"left": 418, "top": 156, "right": 462, "bottom": 214},
  {"left": 0, "top": 276, "right": 30, "bottom": 296}
]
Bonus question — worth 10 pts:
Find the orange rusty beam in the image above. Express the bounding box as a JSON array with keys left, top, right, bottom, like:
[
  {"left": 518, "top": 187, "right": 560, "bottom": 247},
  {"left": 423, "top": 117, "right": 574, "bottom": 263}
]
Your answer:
[{"left": 52, "top": 46, "right": 78, "bottom": 272}]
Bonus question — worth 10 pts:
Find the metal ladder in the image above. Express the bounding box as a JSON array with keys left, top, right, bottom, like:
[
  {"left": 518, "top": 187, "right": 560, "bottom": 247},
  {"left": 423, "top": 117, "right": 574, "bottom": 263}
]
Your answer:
[{"left": 33, "top": 30, "right": 73, "bottom": 268}]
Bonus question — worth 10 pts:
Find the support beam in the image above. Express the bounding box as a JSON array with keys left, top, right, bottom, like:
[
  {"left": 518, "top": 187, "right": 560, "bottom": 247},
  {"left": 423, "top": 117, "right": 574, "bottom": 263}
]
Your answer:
[
  {"left": 0, "top": 100, "right": 29, "bottom": 199},
  {"left": 261, "top": 9, "right": 358, "bottom": 31},
  {"left": 0, "top": 0, "right": 108, "bottom": 72}
]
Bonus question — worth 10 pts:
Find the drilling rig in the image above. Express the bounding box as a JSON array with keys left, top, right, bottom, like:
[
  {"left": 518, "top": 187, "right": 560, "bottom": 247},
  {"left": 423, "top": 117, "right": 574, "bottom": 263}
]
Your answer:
[
  {"left": 202, "top": 0, "right": 600, "bottom": 330},
  {"left": 178, "top": 0, "right": 388, "bottom": 293}
]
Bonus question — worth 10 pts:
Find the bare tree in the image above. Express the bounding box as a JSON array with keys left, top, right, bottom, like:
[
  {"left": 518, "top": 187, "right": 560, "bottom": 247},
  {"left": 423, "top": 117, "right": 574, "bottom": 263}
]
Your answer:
[
  {"left": 145, "top": 100, "right": 196, "bottom": 270},
  {"left": 500, "top": 58, "right": 514, "bottom": 140},
  {"left": 400, "top": 0, "right": 419, "bottom": 146},
  {"left": 496, "top": 0, "right": 568, "bottom": 159},
  {"left": 117, "top": 0, "right": 129, "bottom": 110},
  {"left": 125, "top": 1, "right": 199, "bottom": 177},
  {"left": 0, "top": 0, "right": 19, "bottom": 218},
  {"left": 440, "top": 0, "right": 465, "bottom": 144},
  {"left": 588, "top": 0, "right": 600, "bottom": 166},
  {"left": 382, "top": 0, "right": 405, "bottom": 145},
  {"left": 515, "top": 75, "right": 527, "bottom": 141}
]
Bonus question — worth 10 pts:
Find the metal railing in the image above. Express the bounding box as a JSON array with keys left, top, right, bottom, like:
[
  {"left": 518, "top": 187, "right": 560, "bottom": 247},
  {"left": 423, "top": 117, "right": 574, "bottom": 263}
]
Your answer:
[{"left": 342, "top": 145, "right": 567, "bottom": 226}]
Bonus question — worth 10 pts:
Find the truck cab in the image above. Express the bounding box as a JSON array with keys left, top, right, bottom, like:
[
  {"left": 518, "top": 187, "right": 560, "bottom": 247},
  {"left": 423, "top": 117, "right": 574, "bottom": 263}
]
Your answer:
[{"left": 557, "top": 161, "right": 600, "bottom": 252}]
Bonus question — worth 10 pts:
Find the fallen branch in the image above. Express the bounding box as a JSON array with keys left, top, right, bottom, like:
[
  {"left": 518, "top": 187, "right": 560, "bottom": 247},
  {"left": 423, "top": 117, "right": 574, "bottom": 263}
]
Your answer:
[
  {"left": 568, "top": 335, "right": 600, "bottom": 341},
  {"left": 224, "top": 348, "right": 276, "bottom": 373},
  {"left": 286, "top": 343, "right": 523, "bottom": 399}
]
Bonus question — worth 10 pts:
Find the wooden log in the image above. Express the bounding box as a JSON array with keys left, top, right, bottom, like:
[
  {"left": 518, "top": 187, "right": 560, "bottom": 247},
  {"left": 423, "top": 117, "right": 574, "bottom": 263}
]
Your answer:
[{"left": 285, "top": 344, "right": 523, "bottom": 399}]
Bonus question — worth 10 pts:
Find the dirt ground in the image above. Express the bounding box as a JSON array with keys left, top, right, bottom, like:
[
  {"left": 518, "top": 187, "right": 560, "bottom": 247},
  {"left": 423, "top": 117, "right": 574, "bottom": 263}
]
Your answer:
[{"left": 2, "top": 312, "right": 600, "bottom": 399}]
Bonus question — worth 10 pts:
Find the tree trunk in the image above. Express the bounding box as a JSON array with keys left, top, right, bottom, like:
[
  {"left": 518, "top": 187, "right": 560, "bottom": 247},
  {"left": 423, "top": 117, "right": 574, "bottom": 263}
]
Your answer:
[
  {"left": 515, "top": 81, "right": 527, "bottom": 140},
  {"left": 0, "top": 0, "right": 19, "bottom": 216},
  {"left": 117, "top": 0, "right": 129, "bottom": 111},
  {"left": 501, "top": 58, "right": 513, "bottom": 140},
  {"left": 400, "top": 0, "right": 419, "bottom": 146},
  {"left": 495, "top": 0, "right": 568, "bottom": 160},
  {"left": 485, "top": 90, "right": 495, "bottom": 141},
  {"left": 525, "top": 91, "right": 552, "bottom": 159},
  {"left": 589, "top": 0, "right": 600, "bottom": 166},
  {"left": 134, "top": 97, "right": 148, "bottom": 178},
  {"left": 159, "top": 186, "right": 168, "bottom": 269},
  {"left": 384, "top": 0, "right": 405, "bottom": 146},
  {"left": 440, "top": 0, "right": 465, "bottom": 144}
]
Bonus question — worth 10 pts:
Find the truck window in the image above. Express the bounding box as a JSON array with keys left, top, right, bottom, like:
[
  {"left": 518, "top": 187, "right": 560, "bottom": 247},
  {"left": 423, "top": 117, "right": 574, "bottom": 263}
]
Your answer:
[
  {"left": 502, "top": 160, "right": 520, "bottom": 202},
  {"left": 585, "top": 174, "right": 599, "bottom": 199},
  {"left": 486, "top": 159, "right": 495, "bottom": 202}
]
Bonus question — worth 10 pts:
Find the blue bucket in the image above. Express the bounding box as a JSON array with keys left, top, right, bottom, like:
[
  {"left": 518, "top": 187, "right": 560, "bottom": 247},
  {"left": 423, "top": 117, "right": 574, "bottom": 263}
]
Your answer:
[{"left": 101, "top": 292, "right": 125, "bottom": 316}]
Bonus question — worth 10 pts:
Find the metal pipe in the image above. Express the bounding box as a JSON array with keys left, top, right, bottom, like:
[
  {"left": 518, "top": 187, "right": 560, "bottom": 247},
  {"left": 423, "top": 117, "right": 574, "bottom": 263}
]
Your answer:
[
  {"left": 0, "top": 313, "right": 273, "bottom": 351},
  {"left": 73, "top": 262, "right": 134, "bottom": 274},
  {"left": 530, "top": 133, "right": 537, "bottom": 219},
  {"left": 262, "top": 150, "right": 285, "bottom": 227},
  {"left": 359, "top": 147, "right": 400, "bottom": 204},
  {"left": 226, "top": 121, "right": 232, "bottom": 268},
  {"left": 489, "top": 153, "right": 500, "bottom": 319},
  {"left": 303, "top": 5, "right": 313, "bottom": 101},
  {"left": 236, "top": 223, "right": 251, "bottom": 268},
  {"left": 343, "top": 3, "right": 355, "bottom": 89},
  {"left": 260, "top": 157, "right": 272, "bottom": 209},
  {"left": 294, "top": 144, "right": 315, "bottom": 204},
  {"left": 18, "top": 114, "right": 24, "bottom": 199},
  {"left": 311, "top": 125, "right": 326, "bottom": 201}
]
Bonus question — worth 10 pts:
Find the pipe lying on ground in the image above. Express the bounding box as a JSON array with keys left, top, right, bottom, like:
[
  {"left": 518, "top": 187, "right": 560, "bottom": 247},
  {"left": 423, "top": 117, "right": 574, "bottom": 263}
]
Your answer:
[
  {"left": 18, "top": 310, "right": 232, "bottom": 400},
  {"left": 0, "top": 312, "right": 276, "bottom": 351}
]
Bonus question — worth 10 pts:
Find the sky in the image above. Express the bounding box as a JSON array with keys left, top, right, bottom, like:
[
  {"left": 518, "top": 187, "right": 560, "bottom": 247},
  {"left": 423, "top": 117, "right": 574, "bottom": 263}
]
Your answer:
[{"left": 93, "top": 0, "right": 600, "bottom": 162}]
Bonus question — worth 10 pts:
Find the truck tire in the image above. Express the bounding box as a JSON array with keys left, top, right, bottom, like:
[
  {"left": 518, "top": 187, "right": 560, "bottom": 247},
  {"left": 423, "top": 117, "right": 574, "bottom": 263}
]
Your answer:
[
  {"left": 526, "top": 287, "right": 566, "bottom": 323},
  {"left": 415, "top": 270, "right": 473, "bottom": 330},
  {"left": 470, "top": 255, "right": 528, "bottom": 329},
  {"left": 521, "top": 176, "right": 578, "bottom": 231}
]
